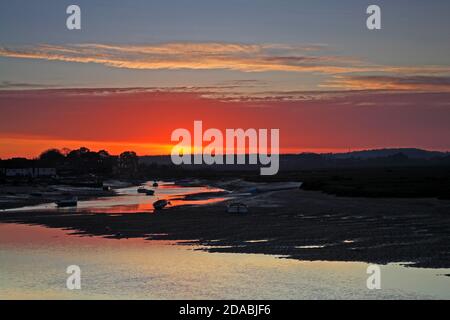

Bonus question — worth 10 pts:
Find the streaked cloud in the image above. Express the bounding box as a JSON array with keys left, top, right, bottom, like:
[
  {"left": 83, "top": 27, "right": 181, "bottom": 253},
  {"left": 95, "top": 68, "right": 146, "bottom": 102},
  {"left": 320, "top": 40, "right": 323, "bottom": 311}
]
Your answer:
[
  {"left": 1, "top": 42, "right": 449, "bottom": 94},
  {"left": 2, "top": 86, "right": 448, "bottom": 106},
  {"left": 0, "top": 85, "right": 392, "bottom": 103},
  {"left": 0, "top": 42, "right": 378, "bottom": 74},
  {"left": 324, "top": 75, "right": 450, "bottom": 91},
  {"left": 0, "top": 81, "right": 59, "bottom": 89}
]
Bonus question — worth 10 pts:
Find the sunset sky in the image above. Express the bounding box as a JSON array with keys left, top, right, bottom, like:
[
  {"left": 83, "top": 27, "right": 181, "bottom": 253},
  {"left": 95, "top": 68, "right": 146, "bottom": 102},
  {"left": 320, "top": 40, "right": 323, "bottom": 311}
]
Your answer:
[{"left": 0, "top": 0, "right": 449, "bottom": 158}]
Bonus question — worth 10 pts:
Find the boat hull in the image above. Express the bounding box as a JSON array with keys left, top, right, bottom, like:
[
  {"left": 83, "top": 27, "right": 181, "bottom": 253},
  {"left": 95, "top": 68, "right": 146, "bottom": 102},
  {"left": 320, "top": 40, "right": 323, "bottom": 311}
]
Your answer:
[
  {"left": 56, "top": 201, "right": 78, "bottom": 208},
  {"left": 153, "top": 200, "right": 169, "bottom": 210}
]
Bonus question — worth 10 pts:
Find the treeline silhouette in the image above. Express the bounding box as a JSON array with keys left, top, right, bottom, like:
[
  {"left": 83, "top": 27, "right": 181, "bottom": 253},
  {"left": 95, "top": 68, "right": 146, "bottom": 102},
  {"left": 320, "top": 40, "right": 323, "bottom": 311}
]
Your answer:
[
  {"left": 0, "top": 147, "right": 139, "bottom": 178},
  {"left": 1, "top": 147, "right": 450, "bottom": 198},
  {"left": 1, "top": 146, "right": 450, "bottom": 182}
]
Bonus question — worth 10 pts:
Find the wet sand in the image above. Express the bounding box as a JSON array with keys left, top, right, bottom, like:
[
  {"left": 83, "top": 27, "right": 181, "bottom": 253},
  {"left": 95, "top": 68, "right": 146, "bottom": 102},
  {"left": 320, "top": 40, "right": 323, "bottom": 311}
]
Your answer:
[{"left": 0, "top": 189, "right": 449, "bottom": 268}]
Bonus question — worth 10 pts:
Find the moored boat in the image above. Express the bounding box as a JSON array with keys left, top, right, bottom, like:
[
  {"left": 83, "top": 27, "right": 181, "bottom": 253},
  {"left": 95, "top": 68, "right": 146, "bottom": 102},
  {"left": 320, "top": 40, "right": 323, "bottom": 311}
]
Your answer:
[
  {"left": 227, "top": 202, "right": 248, "bottom": 214},
  {"left": 153, "top": 199, "right": 170, "bottom": 210},
  {"left": 56, "top": 197, "right": 78, "bottom": 208},
  {"left": 138, "top": 188, "right": 155, "bottom": 195},
  {"left": 137, "top": 187, "right": 146, "bottom": 193}
]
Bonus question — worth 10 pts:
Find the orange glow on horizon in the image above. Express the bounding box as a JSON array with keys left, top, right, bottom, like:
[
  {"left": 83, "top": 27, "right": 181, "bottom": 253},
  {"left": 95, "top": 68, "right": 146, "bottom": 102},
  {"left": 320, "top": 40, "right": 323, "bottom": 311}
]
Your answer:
[
  {"left": 1, "top": 89, "right": 449, "bottom": 159},
  {"left": 0, "top": 136, "right": 354, "bottom": 159},
  {"left": 0, "top": 137, "right": 173, "bottom": 159}
]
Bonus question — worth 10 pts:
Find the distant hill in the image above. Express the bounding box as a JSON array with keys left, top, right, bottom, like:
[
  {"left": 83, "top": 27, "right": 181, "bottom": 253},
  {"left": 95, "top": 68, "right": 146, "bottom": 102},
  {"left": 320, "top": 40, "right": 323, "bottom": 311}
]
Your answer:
[
  {"left": 139, "top": 148, "right": 449, "bottom": 163},
  {"left": 329, "top": 148, "right": 448, "bottom": 160},
  {"left": 137, "top": 148, "right": 450, "bottom": 172}
]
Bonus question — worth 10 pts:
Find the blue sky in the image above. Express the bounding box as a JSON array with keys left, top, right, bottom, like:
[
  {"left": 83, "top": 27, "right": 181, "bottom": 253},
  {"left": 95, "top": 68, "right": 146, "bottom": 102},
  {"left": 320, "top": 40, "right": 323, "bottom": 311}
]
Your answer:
[{"left": 0, "top": 0, "right": 449, "bottom": 89}]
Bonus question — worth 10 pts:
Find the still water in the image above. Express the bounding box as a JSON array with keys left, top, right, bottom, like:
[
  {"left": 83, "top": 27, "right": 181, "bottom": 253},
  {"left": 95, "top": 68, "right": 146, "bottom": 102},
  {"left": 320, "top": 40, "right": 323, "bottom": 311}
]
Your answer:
[
  {"left": 2, "top": 181, "right": 228, "bottom": 213},
  {"left": 1, "top": 223, "right": 449, "bottom": 300}
]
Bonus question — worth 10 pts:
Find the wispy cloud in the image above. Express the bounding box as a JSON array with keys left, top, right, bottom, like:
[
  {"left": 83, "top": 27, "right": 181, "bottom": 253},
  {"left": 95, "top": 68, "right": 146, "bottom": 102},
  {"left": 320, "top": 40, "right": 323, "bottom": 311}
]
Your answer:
[
  {"left": 0, "top": 81, "right": 59, "bottom": 89},
  {"left": 1, "top": 42, "right": 449, "bottom": 94},
  {"left": 0, "top": 42, "right": 376, "bottom": 74},
  {"left": 323, "top": 75, "right": 450, "bottom": 91}
]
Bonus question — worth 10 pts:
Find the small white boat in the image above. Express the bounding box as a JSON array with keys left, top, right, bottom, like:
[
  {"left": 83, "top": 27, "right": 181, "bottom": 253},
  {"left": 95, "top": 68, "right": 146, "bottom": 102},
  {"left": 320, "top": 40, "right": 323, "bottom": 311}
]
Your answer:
[
  {"left": 227, "top": 203, "right": 248, "bottom": 214},
  {"left": 153, "top": 199, "right": 170, "bottom": 210},
  {"left": 56, "top": 197, "right": 78, "bottom": 208},
  {"left": 137, "top": 187, "right": 147, "bottom": 193}
]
